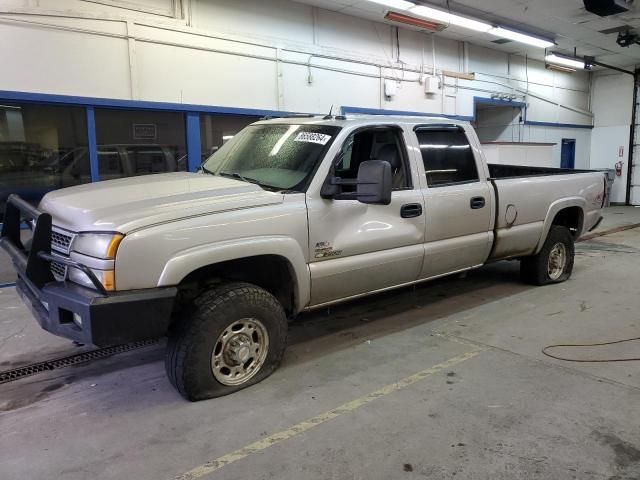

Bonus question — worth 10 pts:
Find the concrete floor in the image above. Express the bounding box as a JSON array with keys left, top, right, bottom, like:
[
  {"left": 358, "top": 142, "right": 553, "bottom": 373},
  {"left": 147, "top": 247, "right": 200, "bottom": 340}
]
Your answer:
[{"left": 1, "top": 213, "right": 640, "bottom": 479}]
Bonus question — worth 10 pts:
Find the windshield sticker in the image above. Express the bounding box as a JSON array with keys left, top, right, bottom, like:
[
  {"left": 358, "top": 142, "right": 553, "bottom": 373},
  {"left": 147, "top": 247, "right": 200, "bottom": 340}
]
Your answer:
[{"left": 294, "top": 132, "right": 332, "bottom": 145}]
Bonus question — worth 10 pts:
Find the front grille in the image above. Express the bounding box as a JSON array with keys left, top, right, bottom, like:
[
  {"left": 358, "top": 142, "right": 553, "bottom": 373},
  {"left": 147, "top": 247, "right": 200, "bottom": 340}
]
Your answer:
[
  {"left": 50, "top": 261, "right": 67, "bottom": 280},
  {"left": 51, "top": 229, "right": 74, "bottom": 254},
  {"left": 49, "top": 226, "right": 75, "bottom": 280}
]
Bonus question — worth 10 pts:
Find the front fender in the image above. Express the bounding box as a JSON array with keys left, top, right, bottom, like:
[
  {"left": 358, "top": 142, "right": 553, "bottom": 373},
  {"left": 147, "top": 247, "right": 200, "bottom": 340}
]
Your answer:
[
  {"left": 157, "top": 236, "right": 310, "bottom": 312},
  {"left": 534, "top": 197, "right": 586, "bottom": 254}
]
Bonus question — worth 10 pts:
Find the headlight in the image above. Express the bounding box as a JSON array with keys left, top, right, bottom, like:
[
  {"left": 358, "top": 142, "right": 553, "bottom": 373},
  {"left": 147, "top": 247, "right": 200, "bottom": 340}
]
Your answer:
[
  {"left": 68, "top": 268, "right": 116, "bottom": 292},
  {"left": 71, "top": 233, "right": 123, "bottom": 259}
]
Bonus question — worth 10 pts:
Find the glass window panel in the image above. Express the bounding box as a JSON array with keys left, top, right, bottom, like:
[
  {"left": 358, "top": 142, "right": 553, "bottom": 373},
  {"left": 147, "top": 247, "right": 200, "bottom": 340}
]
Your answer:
[
  {"left": 416, "top": 129, "right": 479, "bottom": 187},
  {"left": 200, "top": 114, "right": 261, "bottom": 163},
  {"left": 202, "top": 124, "right": 340, "bottom": 191},
  {"left": 94, "top": 108, "right": 186, "bottom": 180},
  {"left": 0, "top": 103, "right": 89, "bottom": 217},
  {"left": 334, "top": 128, "right": 409, "bottom": 191}
]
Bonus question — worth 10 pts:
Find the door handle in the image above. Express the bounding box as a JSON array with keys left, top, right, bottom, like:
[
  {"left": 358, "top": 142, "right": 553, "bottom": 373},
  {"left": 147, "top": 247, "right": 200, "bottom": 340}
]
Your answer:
[
  {"left": 400, "top": 203, "right": 423, "bottom": 218},
  {"left": 470, "top": 196, "right": 485, "bottom": 209}
]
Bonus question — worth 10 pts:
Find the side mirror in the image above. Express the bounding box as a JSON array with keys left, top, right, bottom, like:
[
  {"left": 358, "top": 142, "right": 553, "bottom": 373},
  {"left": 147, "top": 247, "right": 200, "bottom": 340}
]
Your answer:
[
  {"left": 356, "top": 160, "right": 392, "bottom": 205},
  {"left": 320, "top": 160, "right": 392, "bottom": 205}
]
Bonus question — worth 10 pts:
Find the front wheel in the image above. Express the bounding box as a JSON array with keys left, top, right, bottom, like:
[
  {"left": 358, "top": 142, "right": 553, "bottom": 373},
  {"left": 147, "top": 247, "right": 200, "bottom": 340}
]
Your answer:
[
  {"left": 165, "top": 282, "right": 288, "bottom": 401},
  {"left": 520, "top": 226, "right": 575, "bottom": 285}
]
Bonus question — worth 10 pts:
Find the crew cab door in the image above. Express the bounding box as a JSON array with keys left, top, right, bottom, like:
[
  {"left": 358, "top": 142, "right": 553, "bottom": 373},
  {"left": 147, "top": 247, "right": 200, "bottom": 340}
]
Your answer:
[
  {"left": 307, "top": 125, "right": 426, "bottom": 306},
  {"left": 412, "top": 125, "right": 493, "bottom": 278}
]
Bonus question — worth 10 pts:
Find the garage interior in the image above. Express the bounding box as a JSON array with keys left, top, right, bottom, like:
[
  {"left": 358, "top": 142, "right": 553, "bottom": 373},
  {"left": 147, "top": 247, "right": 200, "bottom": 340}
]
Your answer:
[{"left": 1, "top": 0, "right": 640, "bottom": 479}]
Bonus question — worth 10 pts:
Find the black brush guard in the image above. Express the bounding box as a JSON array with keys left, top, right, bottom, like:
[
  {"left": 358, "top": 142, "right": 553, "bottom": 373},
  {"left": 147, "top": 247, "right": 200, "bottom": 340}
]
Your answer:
[
  {"left": 1, "top": 194, "right": 107, "bottom": 293},
  {"left": 0, "top": 194, "right": 176, "bottom": 346}
]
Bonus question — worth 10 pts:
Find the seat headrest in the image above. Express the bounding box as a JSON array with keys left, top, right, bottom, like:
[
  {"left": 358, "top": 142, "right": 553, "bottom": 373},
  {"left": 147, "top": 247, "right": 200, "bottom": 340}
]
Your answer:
[{"left": 374, "top": 144, "right": 401, "bottom": 170}]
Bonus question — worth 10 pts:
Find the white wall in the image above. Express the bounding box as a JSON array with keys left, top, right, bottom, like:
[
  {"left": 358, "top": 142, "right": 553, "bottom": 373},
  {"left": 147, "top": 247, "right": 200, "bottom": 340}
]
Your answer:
[
  {"left": 590, "top": 72, "right": 634, "bottom": 204},
  {"left": 474, "top": 105, "right": 592, "bottom": 168},
  {"left": 0, "top": 0, "right": 595, "bottom": 167},
  {"left": 475, "top": 105, "right": 523, "bottom": 142},
  {"left": 483, "top": 143, "right": 555, "bottom": 167}
]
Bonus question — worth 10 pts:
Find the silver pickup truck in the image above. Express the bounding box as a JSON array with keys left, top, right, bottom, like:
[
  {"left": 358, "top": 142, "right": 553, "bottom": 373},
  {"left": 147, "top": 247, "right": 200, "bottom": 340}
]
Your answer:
[{"left": 1, "top": 115, "right": 606, "bottom": 400}]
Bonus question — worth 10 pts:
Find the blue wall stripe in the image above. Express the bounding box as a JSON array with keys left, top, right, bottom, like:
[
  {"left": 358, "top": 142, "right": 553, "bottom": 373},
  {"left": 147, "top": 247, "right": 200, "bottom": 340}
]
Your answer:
[
  {"left": 0, "top": 282, "right": 16, "bottom": 289},
  {"left": 340, "top": 106, "right": 474, "bottom": 122},
  {"left": 86, "top": 107, "right": 100, "bottom": 182},
  {"left": 1, "top": 89, "right": 594, "bottom": 130},
  {"left": 473, "top": 96, "right": 527, "bottom": 109},
  {"left": 0, "top": 89, "right": 298, "bottom": 117},
  {"left": 186, "top": 112, "right": 202, "bottom": 172}
]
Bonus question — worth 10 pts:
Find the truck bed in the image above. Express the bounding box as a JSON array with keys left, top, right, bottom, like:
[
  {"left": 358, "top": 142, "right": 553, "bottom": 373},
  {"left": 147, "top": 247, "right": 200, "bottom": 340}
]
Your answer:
[
  {"left": 488, "top": 163, "right": 593, "bottom": 179},
  {"left": 486, "top": 166, "right": 605, "bottom": 263}
]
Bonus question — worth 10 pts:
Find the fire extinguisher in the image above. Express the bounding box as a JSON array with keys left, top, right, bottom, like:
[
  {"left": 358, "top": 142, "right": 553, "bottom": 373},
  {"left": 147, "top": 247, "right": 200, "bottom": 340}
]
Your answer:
[{"left": 615, "top": 160, "right": 624, "bottom": 177}]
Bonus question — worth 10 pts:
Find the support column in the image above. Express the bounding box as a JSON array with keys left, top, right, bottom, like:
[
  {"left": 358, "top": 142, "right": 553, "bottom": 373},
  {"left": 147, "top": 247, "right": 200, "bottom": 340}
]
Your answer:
[
  {"left": 86, "top": 107, "right": 100, "bottom": 182},
  {"left": 186, "top": 112, "right": 202, "bottom": 172}
]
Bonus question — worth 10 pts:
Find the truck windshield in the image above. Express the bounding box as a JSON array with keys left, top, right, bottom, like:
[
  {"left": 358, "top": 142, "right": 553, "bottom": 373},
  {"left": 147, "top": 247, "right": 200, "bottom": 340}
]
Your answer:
[{"left": 201, "top": 124, "right": 340, "bottom": 191}]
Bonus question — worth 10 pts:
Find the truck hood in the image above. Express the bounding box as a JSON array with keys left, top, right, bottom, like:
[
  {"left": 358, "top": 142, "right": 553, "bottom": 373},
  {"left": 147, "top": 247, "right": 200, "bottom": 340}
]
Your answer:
[{"left": 39, "top": 172, "right": 284, "bottom": 233}]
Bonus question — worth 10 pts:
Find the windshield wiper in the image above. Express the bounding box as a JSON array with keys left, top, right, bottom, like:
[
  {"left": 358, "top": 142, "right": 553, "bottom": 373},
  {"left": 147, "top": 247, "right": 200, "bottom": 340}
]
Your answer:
[{"left": 218, "top": 171, "right": 262, "bottom": 185}]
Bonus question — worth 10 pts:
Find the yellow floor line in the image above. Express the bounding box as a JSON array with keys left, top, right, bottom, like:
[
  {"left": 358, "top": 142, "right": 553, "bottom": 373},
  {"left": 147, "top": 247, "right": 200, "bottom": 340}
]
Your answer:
[{"left": 173, "top": 348, "right": 486, "bottom": 480}]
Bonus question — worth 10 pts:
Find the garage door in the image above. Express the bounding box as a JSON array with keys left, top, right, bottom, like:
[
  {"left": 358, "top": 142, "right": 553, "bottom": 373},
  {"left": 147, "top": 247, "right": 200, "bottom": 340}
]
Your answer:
[{"left": 629, "top": 79, "right": 640, "bottom": 205}]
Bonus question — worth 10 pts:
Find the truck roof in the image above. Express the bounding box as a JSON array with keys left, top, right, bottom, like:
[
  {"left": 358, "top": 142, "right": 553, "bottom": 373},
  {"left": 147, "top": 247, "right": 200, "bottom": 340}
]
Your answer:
[{"left": 254, "top": 115, "right": 469, "bottom": 128}]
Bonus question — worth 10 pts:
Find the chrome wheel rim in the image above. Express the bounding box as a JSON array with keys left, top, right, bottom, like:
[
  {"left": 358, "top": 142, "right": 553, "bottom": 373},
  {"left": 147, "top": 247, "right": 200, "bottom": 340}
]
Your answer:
[
  {"left": 547, "top": 243, "right": 567, "bottom": 280},
  {"left": 211, "top": 318, "right": 269, "bottom": 386}
]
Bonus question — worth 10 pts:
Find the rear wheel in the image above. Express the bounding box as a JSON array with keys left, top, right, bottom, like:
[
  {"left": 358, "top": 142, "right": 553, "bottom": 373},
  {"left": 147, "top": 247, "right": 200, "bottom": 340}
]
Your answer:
[
  {"left": 165, "top": 281, "right": 288, "bottom": 401},
  {"left": 520, "top": 226, "right": 574, "bottom": 285}
]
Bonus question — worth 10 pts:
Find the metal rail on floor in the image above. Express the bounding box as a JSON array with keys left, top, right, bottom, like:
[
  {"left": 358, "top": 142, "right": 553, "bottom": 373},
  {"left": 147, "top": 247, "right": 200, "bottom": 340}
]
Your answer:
[{"left": 0, "top": 338, "right": 161, "bottom": 385}]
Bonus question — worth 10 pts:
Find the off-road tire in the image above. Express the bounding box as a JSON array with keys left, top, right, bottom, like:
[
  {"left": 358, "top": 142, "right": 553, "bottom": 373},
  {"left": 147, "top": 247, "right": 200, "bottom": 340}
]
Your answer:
[
  {"left": 166, "top": 281, "right": 287, "bottom": 401},
  {"left": 520, "top": 226, "right": 574, "bottom": 286}
]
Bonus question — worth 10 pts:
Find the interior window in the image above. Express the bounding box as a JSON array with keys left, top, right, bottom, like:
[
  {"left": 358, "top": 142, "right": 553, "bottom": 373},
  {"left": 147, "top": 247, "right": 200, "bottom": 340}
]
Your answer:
[
  {"left": 416, "top": 128, "right": 479, "bottom": 187},
  {"left": 98, "top": 148, "right": 124, "bottom": 176},
  {"left": 334, "top": 127, "right": 409, "bottom": 191},
  {"left": 125, "top": 146, "right": 168, "bottom": 175}
]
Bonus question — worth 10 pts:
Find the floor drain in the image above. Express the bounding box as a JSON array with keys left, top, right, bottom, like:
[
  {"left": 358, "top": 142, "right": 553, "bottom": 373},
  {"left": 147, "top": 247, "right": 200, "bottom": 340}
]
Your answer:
[{"left": 0, "top": 338, "right": 161, "bottom": 384}]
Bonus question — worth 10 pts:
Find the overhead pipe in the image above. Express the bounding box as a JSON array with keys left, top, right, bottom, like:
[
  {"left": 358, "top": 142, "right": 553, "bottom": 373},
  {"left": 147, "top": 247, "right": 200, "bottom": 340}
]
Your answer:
[{"left": 0, "top": 13, "right": 593, "bottom": 119}]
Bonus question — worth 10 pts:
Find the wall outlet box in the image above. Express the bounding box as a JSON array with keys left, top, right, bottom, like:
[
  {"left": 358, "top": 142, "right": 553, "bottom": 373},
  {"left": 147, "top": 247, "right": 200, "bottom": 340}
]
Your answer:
[
  {"left": 384, "top": 79, "right": 398, "bottom": 98},
  {"left": 423, "top": 75, "right": 439, "bottom": 94}
]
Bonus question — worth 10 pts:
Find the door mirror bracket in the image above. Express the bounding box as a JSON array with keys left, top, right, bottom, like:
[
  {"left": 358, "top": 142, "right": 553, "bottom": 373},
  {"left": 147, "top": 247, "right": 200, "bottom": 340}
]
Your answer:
[{"left": 321, "top": 160, "right": 392, "bottom": 205}]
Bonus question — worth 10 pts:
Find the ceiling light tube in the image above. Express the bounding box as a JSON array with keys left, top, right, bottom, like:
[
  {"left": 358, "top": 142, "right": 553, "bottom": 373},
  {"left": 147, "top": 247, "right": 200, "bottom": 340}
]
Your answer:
[
  {"left": 488, "top": 27, "right": 555, "bottom": 48},
  {"left": 373, "top": 0, "right": 555, "bottom": 49},
  {"left": 545, "top": 53, "right": 586, "bottom": 70},
  {"left": 367, "top": 0, "right": 415, "bottom": 10},
  {"left": 409, "top": 5, "right": 492, "bottom": 32}
]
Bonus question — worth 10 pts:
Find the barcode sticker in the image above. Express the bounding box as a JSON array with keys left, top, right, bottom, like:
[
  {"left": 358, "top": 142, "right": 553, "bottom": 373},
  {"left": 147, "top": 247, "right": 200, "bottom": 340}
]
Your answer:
[{"left": 294, "top": 132, "right": 332, "bottom": 145}]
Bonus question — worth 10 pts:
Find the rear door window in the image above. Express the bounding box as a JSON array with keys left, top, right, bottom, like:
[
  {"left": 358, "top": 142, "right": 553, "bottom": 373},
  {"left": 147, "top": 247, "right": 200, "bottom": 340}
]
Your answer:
[{"left": 416, "top": 128, "right": 479, "bottom": 187}]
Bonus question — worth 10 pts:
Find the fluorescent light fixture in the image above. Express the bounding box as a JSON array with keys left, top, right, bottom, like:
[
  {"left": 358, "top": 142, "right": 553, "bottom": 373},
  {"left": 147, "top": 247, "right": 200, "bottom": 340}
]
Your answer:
[
  {"left": 488, "top": 27, "right": 555, "bottom": 48},
  {"left": 409, "top": 5, "right": 492, "bottom": 32},
  {"left": 372, "top": 0, "right": 555, "bottom": 49},
  {"left": 546, "top": 64, "right": 576, "bottom": 73},
  {"left": 222, "top": 135, "right": 234, "bottom": 140},
  {"left": 385, "top": 11, "right": 446, "bottom": 32},
  {"left": 545, "top": 53, "right": 586, "bottom": 70},
  {"left": 367, "top": 0, "right": 415, "bottom": 10}
]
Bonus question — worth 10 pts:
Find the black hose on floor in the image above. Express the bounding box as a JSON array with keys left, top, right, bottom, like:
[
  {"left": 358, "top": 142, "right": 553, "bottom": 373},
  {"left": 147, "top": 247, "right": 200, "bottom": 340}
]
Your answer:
[{"left": 542, "top": 336, "right": 640, "bottom": 362}]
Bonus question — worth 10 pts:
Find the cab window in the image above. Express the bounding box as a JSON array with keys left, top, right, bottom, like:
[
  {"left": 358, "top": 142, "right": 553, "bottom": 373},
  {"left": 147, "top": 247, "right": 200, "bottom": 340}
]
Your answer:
[
  {"left": 416, "top": 127, "right": 479, "bottom": 187},
  {"left": 335, "top": 127, "right": 410, "bottom": 191}
]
